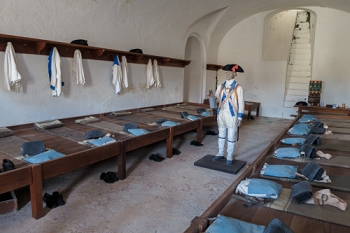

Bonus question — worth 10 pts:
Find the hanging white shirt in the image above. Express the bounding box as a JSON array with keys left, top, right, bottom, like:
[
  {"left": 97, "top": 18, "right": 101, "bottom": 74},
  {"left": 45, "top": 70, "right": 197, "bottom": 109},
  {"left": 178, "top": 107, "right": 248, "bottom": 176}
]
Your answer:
[
  {"left": 153, "top": 59, "right": 161, "bottom": 89},
  {"left": 146, "top": 59, "right": 154, "bottom": 88},
  {"left": 4, "top": 42, "right": 21, "bottom": 92},
  {"left": 112, "top": 55, "right": 122, "bottom": 94},
  {"left": 72, "top": 49, "right": 85, "bottom": 85},
  {"left": 48, "top": 47, "right": 63, "bottom": 97},
  {"left": 121, "top": 56, "right": 128, "bottom": 89}
]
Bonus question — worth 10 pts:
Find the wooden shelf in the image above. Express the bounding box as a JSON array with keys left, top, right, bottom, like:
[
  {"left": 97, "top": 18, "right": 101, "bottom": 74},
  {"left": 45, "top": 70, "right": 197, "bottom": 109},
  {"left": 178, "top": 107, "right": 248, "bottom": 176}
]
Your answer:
[
  {"left": 206, "top": 64, "right": 223, "bottom": 71},
  {"left": 0, "top": 33, "right": 191, "bottom": 68}
]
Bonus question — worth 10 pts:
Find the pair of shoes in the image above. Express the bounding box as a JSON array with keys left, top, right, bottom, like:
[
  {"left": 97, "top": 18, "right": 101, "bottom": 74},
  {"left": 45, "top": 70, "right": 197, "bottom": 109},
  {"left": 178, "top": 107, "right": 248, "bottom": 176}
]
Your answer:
[
  {"left": 190, "top": 140, "right": 203, "bottom": 146},
  {"left": 149, "top": 153, "right": 165, "bottom": 162},
  {"left": 226, "top": 160, "right": 233, "bottom": 166},
  {"left": 212, "top": 156, "right": 224, "bottom": 162},
  {"left": 43, "top": 191, "right": 65, "bottom": 209},
  {"left": 206, "top": 130, "right": 218, "bottom": 136},
  {"left": 2, "top": 159, "right": 15, "bottom": 171},
  {"left": 172, "top": 148, "right": 181, "bottom": 155},
  {"left": 100, "top": 172, "right": 119, "bottom": 183}
]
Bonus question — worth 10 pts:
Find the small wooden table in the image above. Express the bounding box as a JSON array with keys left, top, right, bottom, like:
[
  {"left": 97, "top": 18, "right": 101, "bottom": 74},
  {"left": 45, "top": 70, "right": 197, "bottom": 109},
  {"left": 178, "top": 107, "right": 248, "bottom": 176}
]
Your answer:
[{"left": 244, "top": 101, "right": 260, "bottom": 120}]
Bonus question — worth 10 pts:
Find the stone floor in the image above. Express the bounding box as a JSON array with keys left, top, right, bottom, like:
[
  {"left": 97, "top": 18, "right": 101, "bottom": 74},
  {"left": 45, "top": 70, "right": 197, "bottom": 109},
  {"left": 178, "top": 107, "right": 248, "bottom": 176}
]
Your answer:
[{"left": 0, "top": 116, "right": 292, "bottom": 233}]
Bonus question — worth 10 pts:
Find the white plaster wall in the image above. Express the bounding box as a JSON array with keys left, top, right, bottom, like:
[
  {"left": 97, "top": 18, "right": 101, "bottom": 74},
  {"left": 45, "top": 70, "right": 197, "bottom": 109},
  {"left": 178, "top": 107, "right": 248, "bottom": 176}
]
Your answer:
[
  {"left": 0, "top": 52, "right": 183, "bottom": 127},
  {"left": 218, "top": 7, "right": 350, "bottom": 118}
]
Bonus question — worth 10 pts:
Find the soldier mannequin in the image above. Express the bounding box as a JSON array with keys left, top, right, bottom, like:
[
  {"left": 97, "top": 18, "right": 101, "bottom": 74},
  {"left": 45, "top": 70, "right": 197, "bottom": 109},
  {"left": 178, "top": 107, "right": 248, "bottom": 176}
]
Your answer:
[{"left": 212, "top": 64, "right": 244, "bottom": 165}]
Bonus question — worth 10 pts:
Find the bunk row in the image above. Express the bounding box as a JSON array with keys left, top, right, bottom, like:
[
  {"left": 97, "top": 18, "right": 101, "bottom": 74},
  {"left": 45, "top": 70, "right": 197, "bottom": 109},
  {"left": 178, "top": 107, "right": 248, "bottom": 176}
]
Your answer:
[
  {"left": 185, "top": 114, "right": 350, "bottom": 233},
  {"left": 0, "top": 102, "right": 215, "bottom": 219}
]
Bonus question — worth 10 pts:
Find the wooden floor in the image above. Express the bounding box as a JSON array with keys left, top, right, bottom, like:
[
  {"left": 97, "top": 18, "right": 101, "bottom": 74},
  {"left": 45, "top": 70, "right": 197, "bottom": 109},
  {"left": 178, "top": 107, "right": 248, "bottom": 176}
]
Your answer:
[
  {"left": 0, "top": 102, "right": 215, "bottom": 220},
  {"left": 185, "top": 114, "right": 350, "bottom": 233}
]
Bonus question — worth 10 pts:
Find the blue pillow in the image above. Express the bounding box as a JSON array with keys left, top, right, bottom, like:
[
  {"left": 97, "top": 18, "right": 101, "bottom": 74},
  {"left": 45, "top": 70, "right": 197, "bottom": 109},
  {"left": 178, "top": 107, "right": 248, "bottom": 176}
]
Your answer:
[
  {"left": 127, "top": 128, "right": 149, "bottom": 136},
  {"left": 261, "top": 164, "right": 298, "bottom": 178},
  {"left": 298, "top": 114, "right": 317, "bottom": 123},
  {"left": 205, "top": 215, "right": 266, "bottom": 233},
  {"left": 274, "top": 147, "right": 300, "bottom": 158},
  {"left": 23, "top": 149, "right": 65, "bottom": 164},
  {"left": 281, "top": 137, "right": 306, "bottom": 145},
  {"left": 288, "top": 124, "right": 310, "bottom": 135},
  {"left": 161, "top": 121, "right": 180, "bottom": 127},
  {"left": 248, "top": 178, "right": 282, "bottom": 199},
  {"left": 187, "top": 115, "right": 199, "bottom": 121},
  {"left": 88, "top": 136, "right": 116, "bottom": 146}
]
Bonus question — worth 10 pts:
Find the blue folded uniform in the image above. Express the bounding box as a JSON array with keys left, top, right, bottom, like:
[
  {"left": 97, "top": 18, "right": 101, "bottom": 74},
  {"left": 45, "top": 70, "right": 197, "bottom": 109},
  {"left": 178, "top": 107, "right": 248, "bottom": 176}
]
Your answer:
[
  {"left": 23, "top": 149, "right": 65, "bottom": 164},
  {"left": 187, "top": 115, "right": 199, "bottom": 121},
  {"left": 288, "top": 123, "right": 310, "bottom": 135},
  {"left": 298, "top": 114, "right": 317, "bottom": 123},
  {"left": 248, "top": 178, "right": 282, "bottom": 199},
  {"left": 200, "top": 111, "right": 210, "bottom": 117}
]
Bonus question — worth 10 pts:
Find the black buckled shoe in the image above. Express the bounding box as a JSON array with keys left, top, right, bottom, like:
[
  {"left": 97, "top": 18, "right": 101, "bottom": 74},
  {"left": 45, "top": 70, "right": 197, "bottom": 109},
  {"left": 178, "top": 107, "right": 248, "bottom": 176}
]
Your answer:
[{"left": 2, "top": 159, "right": 15, "bottom": 171}]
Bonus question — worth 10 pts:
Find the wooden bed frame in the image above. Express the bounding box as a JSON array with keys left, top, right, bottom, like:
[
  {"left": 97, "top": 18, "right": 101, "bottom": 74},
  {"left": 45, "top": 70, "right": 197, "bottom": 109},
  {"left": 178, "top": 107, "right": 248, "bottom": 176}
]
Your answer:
[
  {"left": 0, "top": 102, "right": 215, "bottom": 219},
  {"left": 184, "top": 115, "right": 350, "bottom": 233}
]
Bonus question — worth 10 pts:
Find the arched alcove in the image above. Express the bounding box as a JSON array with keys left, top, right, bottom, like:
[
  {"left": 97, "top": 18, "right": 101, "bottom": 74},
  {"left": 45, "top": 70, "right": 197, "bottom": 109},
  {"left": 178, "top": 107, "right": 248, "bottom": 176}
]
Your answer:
[{"left": 184, "top": 35, "right": 204, "bottom": 103}]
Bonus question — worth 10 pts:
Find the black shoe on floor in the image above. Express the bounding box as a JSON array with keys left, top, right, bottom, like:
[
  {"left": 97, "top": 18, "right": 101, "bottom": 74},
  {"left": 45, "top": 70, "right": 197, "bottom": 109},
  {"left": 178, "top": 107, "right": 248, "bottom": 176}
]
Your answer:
[
  {"left": 149, "top": 153, "right": 165, "bottom": 162},
  {"left": 172, "top": 148, "right": 181, "bottom": 155},
  {"left": 52, "top": 191, "right": 65, "bottom": 206},
  {"left": 2, "top": 159, "right": 15, "bottom": 171},
  {"left": 107, "top": 171, "right": 119, "bottom": 182},
  {"left": 206, "top": 131, "right": 218, "bottom": 136},
  {"left": 43, "top": 193, "right": 58, "bottom": 209},
  {"left": 190, "top": 140, "right": 203, "bottom": 146},
  {"left": 100, "top": 172, "right": 115, "bottom": 183}
]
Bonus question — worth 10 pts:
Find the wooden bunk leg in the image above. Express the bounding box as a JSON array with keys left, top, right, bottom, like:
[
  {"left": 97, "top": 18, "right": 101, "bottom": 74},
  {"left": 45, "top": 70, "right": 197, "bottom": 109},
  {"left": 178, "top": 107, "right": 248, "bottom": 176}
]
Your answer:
[
  {"left": 196, "top": 120, "right": 203, "bottom": 143},
  {"left": 30, "top": 164, "right": 43, "bottom": 219},
  {"left": 118, "top": 141, "right": 127, "bottom": 180},
  {"left": 166, "top": 128, "right": 174, "bottom": 158}
]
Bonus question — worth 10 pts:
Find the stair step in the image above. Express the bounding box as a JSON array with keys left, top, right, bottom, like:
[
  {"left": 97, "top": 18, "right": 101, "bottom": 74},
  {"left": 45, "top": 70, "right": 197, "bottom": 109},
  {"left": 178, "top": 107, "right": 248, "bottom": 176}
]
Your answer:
[
  {"left": 292, "top": 44, "right": 310, "bottom": 49},
  {"left": 284, "top": 94, "right": 308, "bottom": 102},
  {"left": 287, "top": 65, "right": 311, "bottom": 72},
  {"left": 293, "top": 34, "right": 310, "bottom": 39},
  {"left": 289, "top": 53, "right": 311, "bottom": 60},
  {"left": 289, "top": 60, "right": 311, "bottom": 65},
  {"left": 292, "top": 38, "right": 310, "bottom": 44},
  {"left": 285, "top": 89, "right": 309, "bottom": 96},
  {"left": 287, "top": 71, "right": 311, "bottom": 77},
  {"left": 290, "top": 48, "right": 311, "bottom": 54},
  {"left": 286, "top": 76, "right": 311, "bottom": 84}
]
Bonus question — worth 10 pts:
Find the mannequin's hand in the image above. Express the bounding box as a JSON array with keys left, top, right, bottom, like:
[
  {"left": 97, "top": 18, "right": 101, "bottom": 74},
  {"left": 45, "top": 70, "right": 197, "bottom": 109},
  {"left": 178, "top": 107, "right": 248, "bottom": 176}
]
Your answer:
[{"left": 236, "top": 120, "right": 242, "bottom": 127}]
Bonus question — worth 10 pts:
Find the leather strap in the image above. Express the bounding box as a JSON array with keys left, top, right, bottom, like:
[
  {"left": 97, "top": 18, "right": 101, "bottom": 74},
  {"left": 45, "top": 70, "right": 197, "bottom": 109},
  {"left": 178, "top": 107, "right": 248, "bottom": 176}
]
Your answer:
[
  {"left": 218, "top": 84, "right": 239, "bottom": 114},
  {"left": 306, "top": 189, "right": 347, "bottom": 211}
]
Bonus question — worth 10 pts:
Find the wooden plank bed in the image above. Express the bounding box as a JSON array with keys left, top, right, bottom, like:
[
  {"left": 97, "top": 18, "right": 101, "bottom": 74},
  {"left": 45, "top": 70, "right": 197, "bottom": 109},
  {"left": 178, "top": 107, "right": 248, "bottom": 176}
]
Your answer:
[{"left": 184, "top": 115, "right": 350, "bottom": 233}]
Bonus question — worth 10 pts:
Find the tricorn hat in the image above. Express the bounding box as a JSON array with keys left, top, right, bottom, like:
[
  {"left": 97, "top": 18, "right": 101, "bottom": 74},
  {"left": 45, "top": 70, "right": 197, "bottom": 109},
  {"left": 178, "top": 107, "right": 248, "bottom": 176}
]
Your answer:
[{"left": 222, "top": 64, "right": 244, "bottom": 73}]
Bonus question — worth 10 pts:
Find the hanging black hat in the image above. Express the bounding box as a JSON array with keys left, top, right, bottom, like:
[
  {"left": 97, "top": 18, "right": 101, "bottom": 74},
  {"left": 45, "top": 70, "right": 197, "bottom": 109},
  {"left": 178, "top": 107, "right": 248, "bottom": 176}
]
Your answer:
[{"left": 222, "top": 64, "right": 244, "bottom": 73}]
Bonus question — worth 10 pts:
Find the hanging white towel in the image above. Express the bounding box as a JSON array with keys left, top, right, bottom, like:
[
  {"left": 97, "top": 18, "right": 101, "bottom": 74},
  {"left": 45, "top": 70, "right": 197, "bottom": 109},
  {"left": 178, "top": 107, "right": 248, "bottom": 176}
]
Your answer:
[
  {"left": 153, "top": 59, "right": 161, "bottom": 89},
  {"left": 48, "top": 47, "right": 64, "bottom": 97},
  {"left": 146, "top": 59, "right": 154, "bottom": 88},
  {"left": 72, "top": 49, "right": 85, "bottom": 85},
  {"left": 121, "top": 56, "right": 128, "bottom": 89},
  {"left": 112, "top": 55, "right": 122, "bottom": 94},
  {"left": 4, "top": 42, "right": 21, "bottom": 92}
]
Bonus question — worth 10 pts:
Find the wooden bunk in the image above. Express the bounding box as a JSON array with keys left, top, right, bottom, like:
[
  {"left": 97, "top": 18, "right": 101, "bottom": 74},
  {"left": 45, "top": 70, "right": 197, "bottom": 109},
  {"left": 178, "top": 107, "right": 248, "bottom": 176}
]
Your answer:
[
  {"left": 185, "top": 115, "right": 350, "bottom": 233},
  {"left": 0, "top": 102, "right": 214, "bottom": 219}
]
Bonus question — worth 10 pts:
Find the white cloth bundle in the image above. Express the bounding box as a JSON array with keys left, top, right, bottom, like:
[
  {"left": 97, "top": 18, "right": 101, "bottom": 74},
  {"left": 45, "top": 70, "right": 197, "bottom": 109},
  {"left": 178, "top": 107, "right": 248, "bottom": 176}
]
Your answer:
[
  {"left": 72, "top": 49, "right": 85, "bottom": 85},
  {"left": 146, "top": 59, "right": 154, "bottom": 88},
  {"left": 112, "top": 55, "right": 122, "bottom": 94},
  {"left": 121, "top": 56, "right": 128, "bottom": 89},
  {"left": 4, "top": 42, "right": 21, "bottom": 92},
  {"left": 153, "top": 59, "right": 161, "bottom": 89},
  {"left": 48, "top": 47, "right": 63, "bottom": 97}
]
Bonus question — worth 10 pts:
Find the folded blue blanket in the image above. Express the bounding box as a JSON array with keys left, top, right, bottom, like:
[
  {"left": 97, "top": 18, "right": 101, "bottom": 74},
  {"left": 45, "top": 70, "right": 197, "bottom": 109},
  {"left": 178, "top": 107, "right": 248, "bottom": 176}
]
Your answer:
[
  {"left": 161, "top": 121, "right": 180, "bottom": 127},
  {"left": 205, "top": 214, "right": 266, "bottom": 233},
  {"left": 187, "top": 115, "right": 199, "bottom": 121},
  {"left": 289, "top": 123, "right": 310, "bottom": 136},
  {"left": 23, "top": 149, "right": 65, "bottom": 164},
  {"left": 88, "top": 136, "right": 116, "bottom": 146},
  {"left": 281, "top": 137, "right": 306, "bottom": 145},
  {"left": 298, "top": 114, "right": 317, "bottom": 123},
  {"left": 127, "top": 128, "right": 149, "bottom": 136},
  {"left": 200, "top": 111, "right": 210, "bottom": 117},
  {"left": 262, "top": 164, "right": 298, "bottom": 178},
  {"left": 275, "top": 147, "right": 300, "bottom": 158},
  {"left": 248, "top": 178, "right": 282, "bottom": 199}
]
